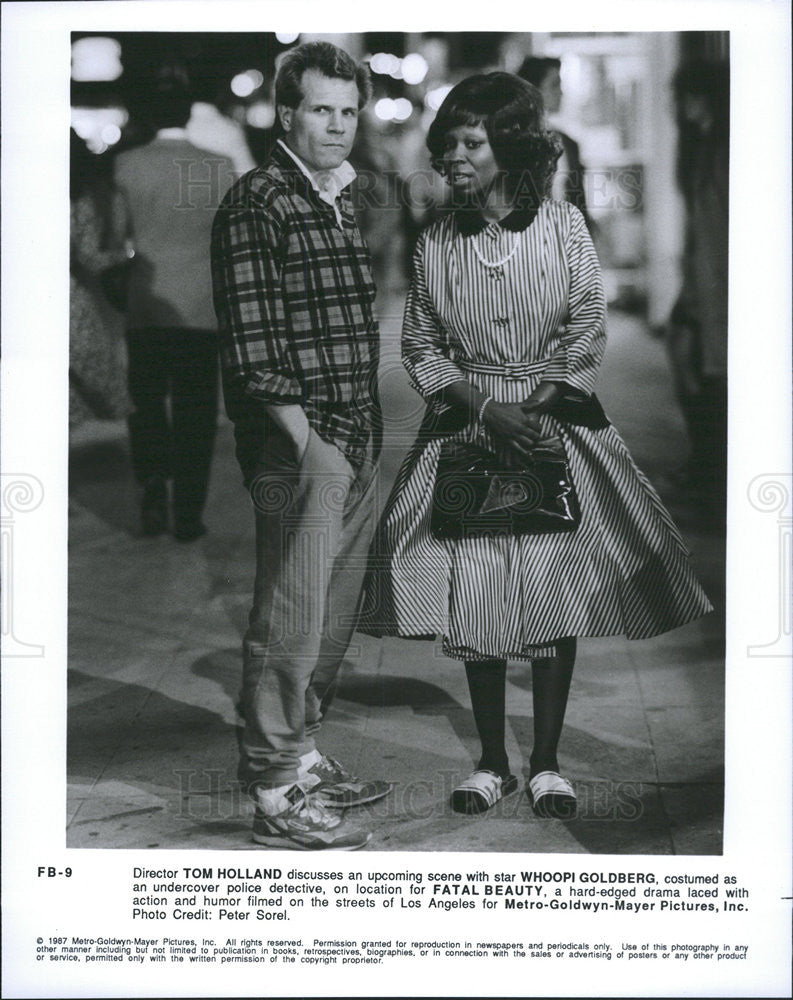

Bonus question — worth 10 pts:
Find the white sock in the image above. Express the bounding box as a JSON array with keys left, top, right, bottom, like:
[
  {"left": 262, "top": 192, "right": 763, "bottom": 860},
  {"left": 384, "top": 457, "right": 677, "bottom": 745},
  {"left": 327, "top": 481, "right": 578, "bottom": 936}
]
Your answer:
[
  {"left": 298, "top": 749, "right": 322, "bottom": 773},
  {"left": 254, "top": 783, "right": 295, "bottom": 815}
]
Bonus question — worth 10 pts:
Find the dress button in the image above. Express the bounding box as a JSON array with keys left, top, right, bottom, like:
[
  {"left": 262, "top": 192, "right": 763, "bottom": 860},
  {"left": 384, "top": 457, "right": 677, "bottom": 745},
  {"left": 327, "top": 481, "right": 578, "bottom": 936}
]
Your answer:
[{"left": 494, "top": 316, "right": 510, "bottom": 327}]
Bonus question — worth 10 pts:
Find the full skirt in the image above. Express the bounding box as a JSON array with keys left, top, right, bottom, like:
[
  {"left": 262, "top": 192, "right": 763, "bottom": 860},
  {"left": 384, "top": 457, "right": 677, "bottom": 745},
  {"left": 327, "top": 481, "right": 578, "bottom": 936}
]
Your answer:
[{"left": 360, "top": 408, "right": 713, "bottom": 661}]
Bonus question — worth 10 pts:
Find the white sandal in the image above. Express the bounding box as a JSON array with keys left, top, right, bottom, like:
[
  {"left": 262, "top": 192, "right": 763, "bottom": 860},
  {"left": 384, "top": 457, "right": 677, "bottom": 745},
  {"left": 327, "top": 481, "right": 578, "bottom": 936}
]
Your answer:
[
  {"left": 528, "top": 770, "right": 577, "bottom": 819},
  {"left": 451, "top": 769, "right": 518, "bottom": 815}
]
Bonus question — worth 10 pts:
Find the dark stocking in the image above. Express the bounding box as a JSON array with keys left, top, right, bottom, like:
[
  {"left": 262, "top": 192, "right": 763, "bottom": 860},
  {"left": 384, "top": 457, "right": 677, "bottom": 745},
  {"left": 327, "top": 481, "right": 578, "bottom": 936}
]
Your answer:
[
  {"left": 464, "top": 659, "right": 509, "bottom": 778},
  {"left": 529, "top": 637, "right": 577, "bottom": 778}
]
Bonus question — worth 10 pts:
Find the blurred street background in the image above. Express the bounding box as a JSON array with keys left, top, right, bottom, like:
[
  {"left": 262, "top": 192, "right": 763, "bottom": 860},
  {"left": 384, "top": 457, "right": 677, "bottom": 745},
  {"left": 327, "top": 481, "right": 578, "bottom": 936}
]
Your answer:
[{"left": 70, "top": 29, "right": 728, "bottom": 322}]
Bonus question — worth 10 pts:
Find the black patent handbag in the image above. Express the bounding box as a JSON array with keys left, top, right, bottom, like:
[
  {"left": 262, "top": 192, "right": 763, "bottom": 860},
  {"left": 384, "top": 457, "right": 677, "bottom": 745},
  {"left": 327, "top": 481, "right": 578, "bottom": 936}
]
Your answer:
[{"left": 430, "top": 435, "right": 580, "bottom": 540}]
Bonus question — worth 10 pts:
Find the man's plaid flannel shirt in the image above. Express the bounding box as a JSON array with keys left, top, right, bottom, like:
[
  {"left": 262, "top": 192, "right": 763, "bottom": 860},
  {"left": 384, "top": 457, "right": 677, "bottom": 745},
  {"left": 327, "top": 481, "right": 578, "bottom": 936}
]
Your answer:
[{"left": 211, "top": 142, "right": 382, "bottom": 484}]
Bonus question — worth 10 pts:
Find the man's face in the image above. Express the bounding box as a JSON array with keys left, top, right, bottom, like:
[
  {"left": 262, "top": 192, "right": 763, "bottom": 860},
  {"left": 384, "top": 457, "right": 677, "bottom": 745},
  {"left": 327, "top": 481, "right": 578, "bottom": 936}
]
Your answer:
[
  {"left": 279, "top": 69, "right": 360, "bottom": 173},
  {"left": 540, "top": 68, "right": 562, "bottom": 115}
]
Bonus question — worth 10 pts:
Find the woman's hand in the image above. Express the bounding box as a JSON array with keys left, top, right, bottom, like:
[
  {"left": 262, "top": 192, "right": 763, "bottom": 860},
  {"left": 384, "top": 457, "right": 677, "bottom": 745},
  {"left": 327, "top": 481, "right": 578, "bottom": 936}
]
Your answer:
[
  {"left": 481, "top": 382, "right": 566, "bottom": 456},
  {"left": 440, "top": 378, "right": 566, "bottom": 456},
  {"left": 482, "top": 400, "right": 542, "bottom": 456}
]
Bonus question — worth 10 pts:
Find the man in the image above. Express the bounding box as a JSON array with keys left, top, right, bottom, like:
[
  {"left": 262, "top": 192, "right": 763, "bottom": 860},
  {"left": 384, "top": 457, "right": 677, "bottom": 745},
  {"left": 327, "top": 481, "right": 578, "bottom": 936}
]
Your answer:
[
  {"left": 211, "top": 41, "right": 390, "bottom": 850},
  {"left": 115, "top": 60, "right": 241, "bottom": 542},
  {"left": 667, "top": 58, "right": 729, "bottom": 520},
  {"left": 517, "top": 56, "right": 592, "bottom": 230}
]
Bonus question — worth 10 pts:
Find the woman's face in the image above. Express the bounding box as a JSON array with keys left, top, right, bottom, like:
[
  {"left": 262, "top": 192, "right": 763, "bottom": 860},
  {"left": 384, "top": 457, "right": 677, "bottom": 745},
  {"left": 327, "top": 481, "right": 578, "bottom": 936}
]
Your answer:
[{"left": 442, "top": 123, "right": 501, "bottom": 196}]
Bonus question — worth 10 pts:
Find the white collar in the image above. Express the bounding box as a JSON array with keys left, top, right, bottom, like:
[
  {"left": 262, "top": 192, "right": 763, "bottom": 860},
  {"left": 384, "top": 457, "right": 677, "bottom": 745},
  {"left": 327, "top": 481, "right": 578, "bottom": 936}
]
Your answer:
[{"left": 277, "top": 138, "right": 356, "bottom": 199}]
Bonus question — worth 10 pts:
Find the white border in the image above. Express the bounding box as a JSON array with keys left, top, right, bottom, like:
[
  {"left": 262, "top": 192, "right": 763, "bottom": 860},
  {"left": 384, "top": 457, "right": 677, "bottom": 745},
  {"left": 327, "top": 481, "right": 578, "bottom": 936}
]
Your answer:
[{"left": 2, "top": 1, "right": 791, "bottom": 997}]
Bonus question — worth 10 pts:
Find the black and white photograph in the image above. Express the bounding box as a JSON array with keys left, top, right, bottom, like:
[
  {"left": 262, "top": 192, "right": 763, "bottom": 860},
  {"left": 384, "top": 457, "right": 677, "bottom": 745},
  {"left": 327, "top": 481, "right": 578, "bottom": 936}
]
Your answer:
[
  {"left": 1, "top": 1, "right": 791, "bottom": 997},
  {"left": 64, "top": 26, "right": 727, "bottom": 855}
]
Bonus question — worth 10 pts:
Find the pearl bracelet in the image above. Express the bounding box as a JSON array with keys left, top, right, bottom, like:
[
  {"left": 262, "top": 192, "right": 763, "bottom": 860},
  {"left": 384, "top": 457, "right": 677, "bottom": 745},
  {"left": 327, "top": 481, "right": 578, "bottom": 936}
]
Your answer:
[{"left": 477, "top": 395, "right": 493, "bottom": 423}]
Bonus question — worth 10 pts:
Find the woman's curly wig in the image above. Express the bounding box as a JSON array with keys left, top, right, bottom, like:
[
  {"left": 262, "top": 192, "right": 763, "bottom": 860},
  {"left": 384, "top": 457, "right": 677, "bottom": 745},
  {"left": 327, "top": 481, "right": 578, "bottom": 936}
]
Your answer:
[{"left": 427, "top": 72, "right": 562, "bottom": 202}]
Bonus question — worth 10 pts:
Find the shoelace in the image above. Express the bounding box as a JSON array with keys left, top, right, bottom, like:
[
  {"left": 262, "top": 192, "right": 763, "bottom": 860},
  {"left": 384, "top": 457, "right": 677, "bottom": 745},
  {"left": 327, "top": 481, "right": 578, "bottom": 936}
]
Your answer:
[
  {"left": 319, "top": 754, "right": 358, "bottom": 782},
  {"left": 288, "top": 792, "right": 331, "bottom": 825}
]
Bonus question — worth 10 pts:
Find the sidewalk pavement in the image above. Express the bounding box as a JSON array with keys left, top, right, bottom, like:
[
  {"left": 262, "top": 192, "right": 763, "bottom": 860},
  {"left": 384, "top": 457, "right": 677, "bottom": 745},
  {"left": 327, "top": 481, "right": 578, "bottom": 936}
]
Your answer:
[{"left": 67, "top": 304, "right": 724, "bottom": 854}]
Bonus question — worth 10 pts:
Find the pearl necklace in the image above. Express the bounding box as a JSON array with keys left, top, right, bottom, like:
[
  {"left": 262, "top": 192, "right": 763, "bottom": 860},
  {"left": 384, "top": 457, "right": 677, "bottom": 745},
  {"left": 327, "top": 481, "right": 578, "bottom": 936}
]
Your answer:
[{"left": 471, "top": 230, "right": 520, "bottom": 269}]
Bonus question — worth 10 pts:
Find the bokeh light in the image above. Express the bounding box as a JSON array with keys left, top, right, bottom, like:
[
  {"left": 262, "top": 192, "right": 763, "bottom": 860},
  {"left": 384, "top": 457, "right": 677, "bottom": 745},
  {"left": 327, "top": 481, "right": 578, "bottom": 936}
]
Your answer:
[
  {"left": 370, "top": 53, "right": 401, "bottom": 76},
  {"left": 231, "top": 70, "right": 263, "bottom": 98},
  {"left": 374, "top": 98, "right": 397, "bottom": 121},
  {"left": 246, "top": 101, "right": 276, "bottom": 129},
  {"left": 71, "top": 37, "right": 123, "bottom": 82},
  {"left": 393, "top": 98, "right": 414, "bottom": 122},
  {"left": 425, "top": 85, "right": 453, "bottom": 112},
  {"left": 100, "top": 123, "right": 122, "bottom": 146},
  {"left": 275, "top": 32, "right": 300, "bottom": 45},
  {"left": 401, "top": 53, "right": 429, "bottom": 86},
  {"left": 71, "top": 107, "right": 129, "bottom": 153}
]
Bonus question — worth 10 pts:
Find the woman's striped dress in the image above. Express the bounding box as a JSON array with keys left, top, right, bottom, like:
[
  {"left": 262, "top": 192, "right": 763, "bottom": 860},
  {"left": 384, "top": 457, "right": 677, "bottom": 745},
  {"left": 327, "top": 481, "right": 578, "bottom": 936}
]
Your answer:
[{"left": 360, "top": 200, "right": 712, "bottom": 660}]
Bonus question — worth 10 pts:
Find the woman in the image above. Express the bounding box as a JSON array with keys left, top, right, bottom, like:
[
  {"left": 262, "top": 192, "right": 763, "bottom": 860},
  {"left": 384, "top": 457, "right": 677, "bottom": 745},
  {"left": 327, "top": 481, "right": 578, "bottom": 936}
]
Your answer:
[
  {"left": 361, "top": 73, "right": 712, "bottom": 819},
  {"left": 70, "top": 129, "right": 133, "bottom": 429}
]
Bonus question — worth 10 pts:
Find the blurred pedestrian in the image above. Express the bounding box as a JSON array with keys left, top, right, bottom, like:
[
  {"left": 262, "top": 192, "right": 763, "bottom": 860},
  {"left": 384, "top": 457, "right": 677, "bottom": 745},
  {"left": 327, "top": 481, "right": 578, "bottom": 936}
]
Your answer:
[
  {"left": 362, "top": 73, "right": 712, "bottom": 819},
  {"left": 114, "top": 61, "right": 238, "bottom": 540},
  {"left": 668, "top": 58, "right": 729, "bottom": 519},
  {"left": 70, "top": 129, "right": 133, "bottom": 429},
  {"left": 518, "top": 56, "right": 592, "bottom": 229},
  {"left": 351, "top": 112, "right": 407, "bottom": 294},
  {"left": 211, "top": 41, "right": 391, "bottom": 850},
  {"left": 186, "top": 100, "right": 257, "bottom": 175}
]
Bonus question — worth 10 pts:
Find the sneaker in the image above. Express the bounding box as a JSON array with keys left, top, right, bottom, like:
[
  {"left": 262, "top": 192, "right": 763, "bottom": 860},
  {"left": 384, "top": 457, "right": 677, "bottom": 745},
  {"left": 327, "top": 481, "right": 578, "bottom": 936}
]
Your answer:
[
  {"left": 251, "top": 785, "right": 371, "bottom": 850},
  {"left": 297, "top": 752, "right": 392, "bottom": 809}
]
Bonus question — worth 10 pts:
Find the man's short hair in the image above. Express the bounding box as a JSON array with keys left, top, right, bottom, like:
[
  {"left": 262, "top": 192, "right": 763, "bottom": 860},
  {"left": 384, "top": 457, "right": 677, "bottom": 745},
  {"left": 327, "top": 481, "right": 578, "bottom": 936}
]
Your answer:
[
  {"left": 517, "top": 56, "right": 561, "bottom": 90},
  {"left": 131, "top": 60, "right": 193, "bottom": 131},
  {"left": 275, "top": 41, "right": 372, "bottom": 112}
]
